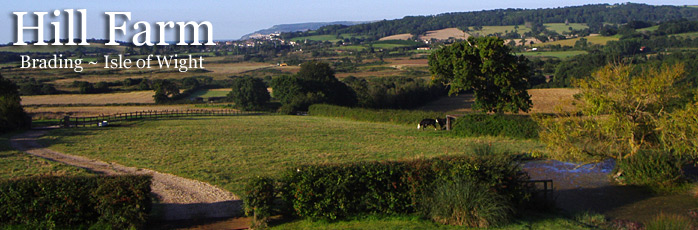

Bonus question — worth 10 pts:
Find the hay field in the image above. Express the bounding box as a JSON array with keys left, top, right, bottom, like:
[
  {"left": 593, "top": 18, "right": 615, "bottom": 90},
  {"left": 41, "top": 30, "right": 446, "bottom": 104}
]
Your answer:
[
  {"left": 21, "top": 91, "right": 156, "bottom": 106},
  {"left": 419, "top": 88, "right": 580, "bottom": 114},
  {"left": 24, "top": 104, "right": 202, "bottom": 119},
  {"left": 419, "top": 28, "right": 469, "bottom": 40},
  {"left": 379, "top": 33, "right": 412, "bottom": 41},
  {"left": 534, "top": 35, "right": 619, "bottom": 47}
]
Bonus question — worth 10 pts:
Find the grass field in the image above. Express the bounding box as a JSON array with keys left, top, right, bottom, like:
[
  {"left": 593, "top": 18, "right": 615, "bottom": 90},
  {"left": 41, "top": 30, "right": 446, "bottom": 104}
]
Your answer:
[
  {"left": 544, "top": 23, "right": 588, "bottom": 33},
  {"left": 0, "top": 133, "right": 88, "bottom": 179},
  {"left": 469, "top": 25, "right": 532, "bottom": 36},
  {"left": 519, "top": 50, "right": 588, "bottom": 59},
  {"left": 672, "top": 31, "right": 698, "bottom": 39},
  {"left": 637, "top": 25, "right": 659, "bottom": 32},
  {"left": 534, "top": 35, "right": 619, "bottom": 47},
  {"left": 271, "top": 212, "right": 592, "bottom": 229},
  {"left": 21, "top": 91, "right": 156, "bottom": 106},
  {"left": 41, "top": 115, "right": 545, "bottom": 195},
  {"left": 24, "top": 104, "right": 204, "bottom": 120},
  {"left": 188, "top": 89, "right": 231, "bottom": 99}
]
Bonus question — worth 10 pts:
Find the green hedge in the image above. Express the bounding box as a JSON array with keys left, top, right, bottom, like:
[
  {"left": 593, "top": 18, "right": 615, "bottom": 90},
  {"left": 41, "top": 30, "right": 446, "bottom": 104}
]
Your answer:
[
  {"left": 308, "top": 104, "right": 445, "bottom": 125},
  {"left": 451, "top": 114, "right": 539, "bottom": 139},
  {"left": 0, "top": 175, "right": 152, "bottom": 229},
  {"left": 271, "top": 155, "right": 530, "bottom": 220}
]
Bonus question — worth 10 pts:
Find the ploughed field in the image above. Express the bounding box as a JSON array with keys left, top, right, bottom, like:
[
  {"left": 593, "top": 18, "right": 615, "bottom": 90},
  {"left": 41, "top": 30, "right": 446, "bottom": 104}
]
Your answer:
[{"left": 40, "top": 115, "right": 544, "bottom": 195}]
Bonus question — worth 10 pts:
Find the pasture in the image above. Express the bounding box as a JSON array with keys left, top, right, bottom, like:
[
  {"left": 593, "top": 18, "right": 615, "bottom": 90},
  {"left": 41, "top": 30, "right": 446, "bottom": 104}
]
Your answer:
[
  {"left": 24, "top": 104, "right": 203, "bottom": 120},
  {"left": 544, "top": 23, "right": 588, "bottom": 33},
  {"left": 188, "top": 88, "right": 232, "bottom": 100},
  {"left": 469, "top": 25, "right": 532, "bottom": 36},
  {"left": 21, "top": 91, "right": 156, "bottom": 106},
  {"left": 534, "top": 35, "right": 619, "bottom": 47},
  {"left": 519, "top": 50, "right": 588, "bottom": 59},
  {"left": 41, "top": 115, "right": 545, "bottom": 195},
  {"left": 0, "top": 134, "right": 88, "bottom": 179}
]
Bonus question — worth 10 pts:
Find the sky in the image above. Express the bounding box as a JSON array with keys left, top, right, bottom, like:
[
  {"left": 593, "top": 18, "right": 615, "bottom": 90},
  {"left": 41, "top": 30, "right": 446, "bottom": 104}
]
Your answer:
[{"left": 3, "top": 0, "right": 698, "bottom": 44}]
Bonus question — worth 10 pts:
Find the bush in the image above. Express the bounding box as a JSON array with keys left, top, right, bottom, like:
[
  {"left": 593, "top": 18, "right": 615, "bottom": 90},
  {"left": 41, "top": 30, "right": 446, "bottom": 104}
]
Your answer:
[
  {"left": 277, "top": 154, "right": 530, "bottom": 221},
  {"left": 615, "top": 150, "right": 684, "bottom": 192},
  {"left": 420, "top": 177, "right": 512, "bottom": 227},
  {"left": 244, "top": 177, "right": 276, "bottom": 228},
  {"left": 308, "top": 104, "right": 445, "bottom": 125},
  {"left": 0, "top": 175, "right": 152, "bottom": 229},
  {"left": 227, "top": 77, "right": 271, "bottom": 111},
  {"left": 0, "top": 75, "right": 30, "bottom": 133},
  {"left": 450, "top": 113, "right": 539, "bottom": 139}
]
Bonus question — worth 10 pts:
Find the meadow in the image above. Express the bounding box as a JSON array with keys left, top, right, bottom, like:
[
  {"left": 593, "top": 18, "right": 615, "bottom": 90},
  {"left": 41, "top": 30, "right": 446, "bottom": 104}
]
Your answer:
[
  {"left": 533, "top": 35, "right": 619, "bottom": 47},
  {"left": 518, "top": 50, "right": 588, "bottom": 59},
  {"left": 0, "top": 133, "right": 88, "bottom": 179},
  {"left": 21, "top": 90, "right": 156, "bottom": 105},
  {"left": 41, "top": 115, "right": 545, "bottom": 195}
]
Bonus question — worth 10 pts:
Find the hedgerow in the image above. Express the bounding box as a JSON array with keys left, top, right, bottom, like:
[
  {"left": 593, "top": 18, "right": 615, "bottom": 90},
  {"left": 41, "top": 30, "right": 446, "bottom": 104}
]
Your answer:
[
  {"left": 450, "top": 113, "right": 540, "bottom": 139},
  {"left": 247, "top": 155, "right": 532, "bottom": 224},
  {"left": 0, "top": 175, "right": 152, "bottom": 229}
]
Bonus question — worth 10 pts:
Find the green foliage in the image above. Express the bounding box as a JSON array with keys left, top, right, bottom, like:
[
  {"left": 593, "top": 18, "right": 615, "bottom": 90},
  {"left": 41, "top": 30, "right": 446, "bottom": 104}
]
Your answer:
[
  {"left": 420, "top": 177, "right": 512, "bottom": 227},
  {"left": 644, "top": 213, "right": 694, "bottom": 230},
  {"left": 277, "top": 155, "right": 531, "bottom": 221},
  {"left": 0, "top": 175, "right": 151, "bottom": 229},
  {"left": 308, "top": 104, "right": 445, "bottom": 125},
  {"left": 657, "top": 101, "right": 698, "bottom": 159},
  {"left": 428, "top": 37, "right": 532, "bottom": 113},
  {"left": 451, "top": 114, "right": 539, "bottom": 139},
  {"left": 227, "top": 77, "right": 271, "bottom": 111},
  {"left": 271, "top": 61, "right": 357, "bottom": 113},
  {"left": 244, "top": 177, "right": 277, "bottom": 228},
  {"left": 152, "top": 79, "right": 180, "bottom": 103},
  {"left": 342, "top": 76, "right": 447, "bottom": 109},
  {"left": 615, "top": 150, "right": 683, "bottom": 192},
  {"left": 538, "top": 63, "right": 687, "bottom": 162},
  {"left": 0, "top": 75, "right": 30, "bottom": 133}
]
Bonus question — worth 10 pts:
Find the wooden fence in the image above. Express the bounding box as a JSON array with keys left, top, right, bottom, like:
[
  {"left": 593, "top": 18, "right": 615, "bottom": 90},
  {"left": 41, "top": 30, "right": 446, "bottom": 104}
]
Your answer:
[{"left": 61, "top": 109, "right": 260, "bottom": 128}]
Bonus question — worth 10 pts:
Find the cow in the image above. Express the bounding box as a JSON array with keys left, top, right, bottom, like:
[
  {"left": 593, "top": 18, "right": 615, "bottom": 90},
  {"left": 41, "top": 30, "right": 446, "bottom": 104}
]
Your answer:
[
  {"left": 418, "top": 118, "right": 439, "bottom": 130},
  {"left": 436, "top": 118, "right": 447, "bottom": 130}
]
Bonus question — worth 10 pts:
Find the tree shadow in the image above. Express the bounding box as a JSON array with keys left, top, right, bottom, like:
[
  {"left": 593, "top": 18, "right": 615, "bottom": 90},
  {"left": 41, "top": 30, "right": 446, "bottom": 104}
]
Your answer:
[{"left": 147, "top": 200, "right": 247, "bottom": 229}]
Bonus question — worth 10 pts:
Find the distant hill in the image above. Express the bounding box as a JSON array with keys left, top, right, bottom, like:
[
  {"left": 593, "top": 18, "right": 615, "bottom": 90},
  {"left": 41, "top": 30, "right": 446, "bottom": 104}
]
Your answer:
[
  {"left": 285, "top": 3, "right": 698, "bottom": 38},
  {"left": 240, "top": 21, "right": 367, "bottom": 40}
]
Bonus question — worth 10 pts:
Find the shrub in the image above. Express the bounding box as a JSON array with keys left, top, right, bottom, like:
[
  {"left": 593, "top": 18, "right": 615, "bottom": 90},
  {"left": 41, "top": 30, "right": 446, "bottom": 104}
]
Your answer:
[
  {"left": 244, "top": 177, "right": 276, "bottom": 228},
  {"left": 420, "top": 177, "right": 512, "bottom": 227},
  {"left": 0, "top": 175, "right": 151, "bottom": 229},
  {"left": 308, "top": 104, "right": 445, "bottom": 125},
  {"left": 277, "top": 154, "right": 530, "bottom": 221},
  {"left": 227, "top": 77, "right": 271, "bottom": 111},
  {"left": 0, "top": 74, "right": 31, "bottom": 133},
  {"left": 615, "top": 150, "right": 684, "bottom": 192},
  {"left": 450, "top": 113, "right": 539, "bottom": 139}
]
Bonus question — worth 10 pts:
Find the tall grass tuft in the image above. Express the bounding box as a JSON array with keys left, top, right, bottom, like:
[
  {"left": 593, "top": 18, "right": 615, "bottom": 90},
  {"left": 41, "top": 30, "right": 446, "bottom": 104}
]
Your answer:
[
  {"left": 644, "top": 213, "right": 694, "bottom": 230},
  {"left": 419, "top": 177, "right": 512, "bottom": 227}
]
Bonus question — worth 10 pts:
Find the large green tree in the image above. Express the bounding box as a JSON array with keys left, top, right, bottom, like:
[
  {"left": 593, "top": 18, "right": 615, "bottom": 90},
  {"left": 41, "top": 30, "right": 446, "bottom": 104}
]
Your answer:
[
  {"left": 428, "top": 37, "right": 532, "bottom": 113},
  {"left": 227, "top": 77, "right": 271, "bottom": 111},
  {"left": 0, "top": 74, "right": 30, "bottom": 132},
  {"left": 271, "top": 61, "right": 356, "bottom": 113}
]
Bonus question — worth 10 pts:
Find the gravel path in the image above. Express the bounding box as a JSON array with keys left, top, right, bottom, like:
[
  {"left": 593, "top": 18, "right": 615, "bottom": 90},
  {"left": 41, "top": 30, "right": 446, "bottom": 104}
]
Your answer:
[{"left": 10, "top": 129, "right": 242, "bottom": 221}]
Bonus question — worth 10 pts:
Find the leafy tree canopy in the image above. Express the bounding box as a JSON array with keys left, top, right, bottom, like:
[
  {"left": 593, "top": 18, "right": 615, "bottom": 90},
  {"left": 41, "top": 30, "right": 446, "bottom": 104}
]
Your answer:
[
  {"left": 227, "top": 77, "right": 271, "bottom": 111},
  {"left": 428, "top": 36, "right": 532, "bottom": 113}
]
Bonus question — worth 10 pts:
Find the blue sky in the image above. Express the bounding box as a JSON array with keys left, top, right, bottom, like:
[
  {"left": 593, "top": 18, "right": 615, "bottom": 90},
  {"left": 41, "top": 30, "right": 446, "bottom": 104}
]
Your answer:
[{"left": 3, "top": 0, "right": 697, "bottom": 44}]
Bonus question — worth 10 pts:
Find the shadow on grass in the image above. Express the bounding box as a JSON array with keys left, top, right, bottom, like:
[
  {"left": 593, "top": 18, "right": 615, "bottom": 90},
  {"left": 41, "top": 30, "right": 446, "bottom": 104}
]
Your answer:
[{"left": 147, "top": 200, "right": 248, "bottom": 230}]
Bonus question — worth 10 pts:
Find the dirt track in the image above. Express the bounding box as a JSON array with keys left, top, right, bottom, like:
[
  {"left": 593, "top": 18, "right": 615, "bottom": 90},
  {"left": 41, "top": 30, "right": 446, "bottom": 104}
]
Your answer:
[{"left": 10, "top": 129, "right": 242, "bottom": 221}]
